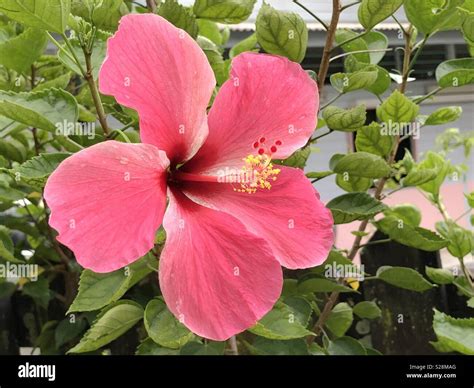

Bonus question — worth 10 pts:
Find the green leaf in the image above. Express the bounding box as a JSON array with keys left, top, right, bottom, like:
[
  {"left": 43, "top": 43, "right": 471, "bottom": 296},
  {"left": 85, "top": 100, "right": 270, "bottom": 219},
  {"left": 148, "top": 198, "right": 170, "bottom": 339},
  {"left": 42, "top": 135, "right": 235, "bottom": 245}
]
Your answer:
[
  {"left": 416, "top": 151, "right": 449, "bottom": 197},
  {"left": 465, "top": 191, "right": 474, "bottom": 208},
  {"left": 332, "top": 152, "right": 391, "bottom": 179},
  {"left": 384, "top": 204, "right": 422, "bottom": 227},
  {"left": 425, "top": 266, "right": 455, "bottom": 285},
  {"left": 275, "top": 146, "right": 311, "bottom": 168},
  {"left": 330, "top": 69, "right": 378, "bottom": 93},
  {"left": 229, "top": 32, "right": 258, "bottom": 58},
  {"left": 68, "top": 300, "right": 144, "bottom": 353},
  {"left": 67, "top": 254, "right": 155, "bottom": 313},
  {"left": 445, "top": 223, "right": 473, "bottom": 259},
  {"left": 344, "top": 55, "right": 391, "bottom": 95},
  {"left": 402, "top": 167, "right": 438, "bottom": 187},
  {"left": 193, "top": 0, "right": 256, "bottom": 24},
  {"left": 0, "top": 88, "right": 78, "bottom": 132},
  {"left": 325, "top": 302, "right": 353, "bottom": 338},
  {"left": 34, "top": 72, "right": 71, "bottom": 92},
  {"left": 0, "top": 28, "right": 47, "bottom": 73},
  {"left": 55, "top": 317, "right": 87, "bottom": 348},
  {"left": 355, "top": 122, "right": 393, "bottom": 157},
  {"left": 322, "top": 104, "right": 366, "bottom": 132},
  {"left": 376, "top": 266, "right": 435, "bottom": 292},
  {"left": 158, "top": 0, "right": 198, "bottom": 39},
  {"left": 144, "top": 298, "right": 193, "bottom": 349},
  {"left": 376, "top": 215, "right": 449, "bottom": 251},
  {"left": 71, "top": 0, "right": 128, "bottom": 32},
  {"left": 327, "top": 192, "right": 387, "bottom": 224},
  {"left": 431, "top": 309, "right": 474, "bottom": 355},
  {"left": 436, "top": 58, "right": 474, "bottom": 88},
  {"left": 0, "top": 0, "right": 70, "bottom": 33},
  {"left": 327, "top": 336, "right": 367, "bottom": 355},
  {"left": 376, "top": 90, "right": 419, "bottom": 124},
  {"left": 249, "top": 300, "right": 314, "bottom": 340},
  {"left": 197, "top": 19, "right": 224, "bottom": 45},
  {"left": 23, "top": 278, "right": 51, "bottom": 308},
  {"left": 336, "top": 174, "right": 373, "bottom": 192},
  {"left": 425, "top": 106, "right": 463, "bottom": 125},
  {"left": 358, "top": 0, "right": 404, "bottom": 30},
  {"left": 306, "top": 170, "right": 334, "bottom": 180},
  {"left": 12, "top": 152, "right": 70, "bottom": 188},
  {"left": 468, "top": 298, "right": 474, "bottom": 309},
  {"left": 404, "top": 0, "right": 465, "bottom": 35},
  {"left": 246, "top": 338, "right": 308, "bottom": 355},
  {"left": 256, "top": 3, "right": 308, "bottom": 63},
  {"left": 353, "top": 301, "right": 381, "bottom": 319},
  {"left": 180, "top": 341, "right": 226, "bottom": 355},
  {"left": 0, "top": 138, "right": 27, "bottom": 163},
  {"left": 197, "top": 36, "right": 228, "bottom": 85},
  {"left": 0, "top": 225, "right": 19, "bottom": 262},
  {"left": 336, "top": 30, "right": 388, "bottom": 64},
  {"left": 136, "top": 338, "right": 180, "bottom": 355}
]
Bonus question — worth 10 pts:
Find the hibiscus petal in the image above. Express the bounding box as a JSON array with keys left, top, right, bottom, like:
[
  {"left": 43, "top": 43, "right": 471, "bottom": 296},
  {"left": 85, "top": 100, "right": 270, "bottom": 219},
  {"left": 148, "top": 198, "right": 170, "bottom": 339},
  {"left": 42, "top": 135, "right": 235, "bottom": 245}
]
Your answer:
[
  {"left": 44, "top": 141, "right": 169, "bottom": 272},
  {"left": 159, "top": 188, "right": 283, "bottom": 340},
  {"left": 184, "top": 52, "right": 318, "bottom": 175},
  {"left": 99, "top": 14, "right": 215, "bottom": 164},
  {"left": 181, "top": 166, "right": 334, "bottom": 269}
]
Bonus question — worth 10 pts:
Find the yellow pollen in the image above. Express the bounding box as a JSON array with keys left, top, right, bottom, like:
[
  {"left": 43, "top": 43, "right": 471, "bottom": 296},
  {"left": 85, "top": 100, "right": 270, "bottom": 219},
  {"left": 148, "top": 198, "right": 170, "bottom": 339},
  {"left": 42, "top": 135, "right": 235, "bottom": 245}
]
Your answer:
[{"left": 233, "top": 153, "right": 281, "bottom": 194}]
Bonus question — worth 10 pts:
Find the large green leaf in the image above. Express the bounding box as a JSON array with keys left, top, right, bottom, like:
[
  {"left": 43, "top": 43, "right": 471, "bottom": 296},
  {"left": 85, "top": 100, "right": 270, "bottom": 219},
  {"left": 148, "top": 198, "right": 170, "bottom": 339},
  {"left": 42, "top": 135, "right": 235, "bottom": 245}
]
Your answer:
[
  {"left": 425, "top": 266, "right": 455, "bottom": 285},
  {"left": 0, "top": 28, "right": 47, "bottom": 73},
  {"left": 67, "top": 254, "right": 155, "bottom": 313},
  {"left": 71, "top": 0, "right": 128, "bottom": 32},
  {"left": 193, "top": 0, "right": 256, "bottom": 24},
  {"left": 376, "top": 215, "right": 449, "bottom": 251},
  {"left": 322, "top": 105, "right": 366, "bottom": 132},
  {"left": 0, "top": 88, "right": 78, "bottom": 132},
  {"left": 246, "top": 337, "right": 308, "bottom": 355},
  {"left": 376, "top": 90, "right": 419, "bottom": 124},
  {"left": 330, "top": 69, "right": 378, "bottom": 93},
  {"left": 136, "top": 338, "right": 180, "bottom": 355},
  {"left": 180, "top": 341, "right": 226, "bottom": 355},
  {"left": 416, "top": 151, "right": 449, "bottom": 197},
  {"left": 431, "top": 309, "right": 474, "bottom": 355},
  {"left": 332, "top": 152, "right": 391, "bottom": 179},
  {"left": 0, "top": 0, "right": 69, "bottom": 33},
  {"left": 344, "top": 55, "right": 391, "bottom": 95},
  {"left": 325, "top": 302, "right": 353, "bottom": 338},
  {"left": 353, "top": 301, "right": 382, "bottom": 319},
  {"left": 424, "top": 106, "right": 462, "bottom": 125},
  {"left": 355, "top": 122, "right": 393, "bottom": 157},
  {"left": 327, "top": 192, "right": 387, "bottom": 224},
  {"left": 12, "top": 153, "right": 70, "bottom": 188},
  {"left": 404, "top": 0, "right": 465, "bottom": 35},
  {"left": 229, "top": 32, "right": 258, "bottom": 58},
  {"left": 376, "top": 266, "right": 435, "bottom": 292},
  {"left": 68, "top": 300, "right": 144, "bottom": 353},
  {"left": 327, "top": 336, "right": 367, "bottom": 355},
  {"left": 336, "top": 30, "right": 388, "bottom": 64},
  {"left": 336, "top": 173, "right": 373, "bottom": 192},
  {"left": 144, "top": 298, "right": 193, "bottom": 349},
  {"left": 358, "top": 0, "right": 404, "bottom": 30},
  {"left": 249, "top": 300, "right": 314, "bottom": 340},
  {"left": 256, "top": 3, "right": 308, "bottom": 63},
  {"left": 436, "top": 58, "right": 474, "bottom": 88}
]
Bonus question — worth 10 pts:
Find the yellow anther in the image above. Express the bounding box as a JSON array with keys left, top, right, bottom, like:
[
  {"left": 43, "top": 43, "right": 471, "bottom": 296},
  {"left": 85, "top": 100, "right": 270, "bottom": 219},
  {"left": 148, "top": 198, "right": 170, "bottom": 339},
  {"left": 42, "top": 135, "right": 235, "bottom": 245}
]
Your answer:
[{"left": 233, "top": 153, "right": 281, "bottom": 194}]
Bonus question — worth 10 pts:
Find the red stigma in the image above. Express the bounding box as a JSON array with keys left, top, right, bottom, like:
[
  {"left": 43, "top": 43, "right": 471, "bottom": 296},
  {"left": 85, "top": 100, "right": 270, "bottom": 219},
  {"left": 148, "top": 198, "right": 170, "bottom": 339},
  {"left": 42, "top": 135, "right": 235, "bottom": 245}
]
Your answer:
[
  {"left": 275, "top": 140, "right": 282, "bottom": 146},
  {"left": 258, "top": 148, "right": 265, "bottom": 155},
  {"left": 253, "top": 141, "right": 259, "bottom": 148},
  {"left": 270, "top": 145, "right": 277, "bottom": 153},
  {"left": 259, "top": 137, "right": 266, "bottom": 143}
]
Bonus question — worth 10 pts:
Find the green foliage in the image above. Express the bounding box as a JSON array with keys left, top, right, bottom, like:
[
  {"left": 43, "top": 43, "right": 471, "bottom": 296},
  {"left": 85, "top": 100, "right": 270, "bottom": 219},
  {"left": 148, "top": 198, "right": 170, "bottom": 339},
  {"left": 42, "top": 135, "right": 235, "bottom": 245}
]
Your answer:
[
  {"left": 436, "top": 58, "right": 474, "bottom": 88},
  {"left": 256, "top": 3, "right": 308, "bottom": 63},
  {"left": 376, "top": 266, "right": 435, "bottom": 292},
  {"left": 326, "top": 192, "right": 387, "bottom": 224},
  {"left": 193, "top": 0, "right": 256, "bottom": 24},
  {"left": 431, "top": 309, "right": 474, "bottom": 355},
  {"left": 322, "top": 104, "right": 366, "bottom": 132},
  {"left": 332, "top": 152, "right": 391, "bottom": 179},
  {"left": 358, "top": 0, "right": 404, "bottom": 30},
  {"left": 159, "top": 0, "right": 198, "bottom": 38}
]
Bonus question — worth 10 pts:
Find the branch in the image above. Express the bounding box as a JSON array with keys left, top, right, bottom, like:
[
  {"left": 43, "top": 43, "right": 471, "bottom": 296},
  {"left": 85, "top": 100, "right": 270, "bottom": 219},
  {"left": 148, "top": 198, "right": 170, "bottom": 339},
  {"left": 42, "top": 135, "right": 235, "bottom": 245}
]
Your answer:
[
  {"left": 317, "top": 0, "right": 341, "bottom": 90},
  {"left": 146, "top": 0, "right": 157, "bottom": 13}
]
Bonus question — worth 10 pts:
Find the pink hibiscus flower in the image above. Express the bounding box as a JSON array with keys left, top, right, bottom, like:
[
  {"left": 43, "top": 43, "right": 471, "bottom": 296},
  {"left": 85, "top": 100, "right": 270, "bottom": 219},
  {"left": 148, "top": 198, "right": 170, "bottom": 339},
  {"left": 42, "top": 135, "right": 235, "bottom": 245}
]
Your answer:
[{"left": 44, "top": 14, "right": 334, "bottom": 341}]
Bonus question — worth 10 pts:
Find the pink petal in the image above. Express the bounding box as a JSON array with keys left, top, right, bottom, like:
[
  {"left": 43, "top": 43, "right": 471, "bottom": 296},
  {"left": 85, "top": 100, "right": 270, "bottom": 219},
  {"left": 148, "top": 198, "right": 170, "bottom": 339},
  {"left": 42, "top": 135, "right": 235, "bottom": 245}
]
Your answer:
[
  {"left": 99, "top": 14, "right": 215, "bottom": 164},
  {"left": 184, "top": 52, "right": 318, "bottom": 175},
  {"left": 182, "top": 166, "right": 334, "bottom": 269},
  {"left": 44, "top": 141, "right": 169, "bottom": 273},
  {"left": 159, "top": 188, "right": 283, "bottom": 340}
]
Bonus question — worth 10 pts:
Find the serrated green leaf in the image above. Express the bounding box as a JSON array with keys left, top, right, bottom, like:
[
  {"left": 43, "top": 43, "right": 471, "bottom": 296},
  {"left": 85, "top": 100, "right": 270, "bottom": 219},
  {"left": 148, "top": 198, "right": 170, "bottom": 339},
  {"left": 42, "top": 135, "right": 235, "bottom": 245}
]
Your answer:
[
  {"left": 425, "top": 266, "right": 455, "bottom": 285},
  {"left": 327, "top": 336, "right": 367, "bottom": 355},
  {"left": 376, "top": 266, "right": 435, "bottom": 292},
  {"left": 159, "top": 0, "right": 198, "bottom": 38},
  {"left": 325, "top": 302, "right": 353, "bottom": 338},
  {"left": 376, "top": 90, "right": 419, "bottom": 124},
  {"left": 330, "top": 69, "right": 378, "bottom": 93},
  {"left": 436, "top": 58, "right": 474, "bottom": 88},
  {"left": 0, "top": 0, "right": 70, "bottom": 33},
  {"left": 353, "top": 301, "right": 381, "bottom": 319},
  {"left": 68, "top": 300, "right": 144, "bottom": 353},
  {"left": 229, "top": 32, "right": 258, "bottom": 58},
  {"left": 431, "top": 309, "right": 474, "bottom": 355},
  {"left": 355, "top": 122, "right": 393, "bottom": 157},
  {"left": 327, "top": 192, "right": 387, "bottom": 224},
  {"left": 333, "top": 152, "right": 391, "bottom": 179},
  {"left": 376, "top": 215, "right": 449, "bottom": 251},
  {"left": 425, "top": 106, "right": 463, "bottom": 125}
]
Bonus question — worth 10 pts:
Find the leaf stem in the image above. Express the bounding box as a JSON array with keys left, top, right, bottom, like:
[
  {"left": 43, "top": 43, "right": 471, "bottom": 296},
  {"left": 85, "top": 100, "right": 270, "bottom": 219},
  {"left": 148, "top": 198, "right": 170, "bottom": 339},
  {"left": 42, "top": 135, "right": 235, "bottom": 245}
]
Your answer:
[
  {"left": 331, "top": 30, "right": 368, "bottom": 52},
  {"left": 293, "top": 0, "right": 328, "bottom": 30}
]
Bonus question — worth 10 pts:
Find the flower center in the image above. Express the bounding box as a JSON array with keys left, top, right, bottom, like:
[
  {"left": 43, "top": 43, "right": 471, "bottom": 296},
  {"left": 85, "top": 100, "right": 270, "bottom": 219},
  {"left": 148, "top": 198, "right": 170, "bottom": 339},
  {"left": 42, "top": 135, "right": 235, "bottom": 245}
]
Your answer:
[{"left": 233, "top": 138, "right": 282, "bottom": 194}]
